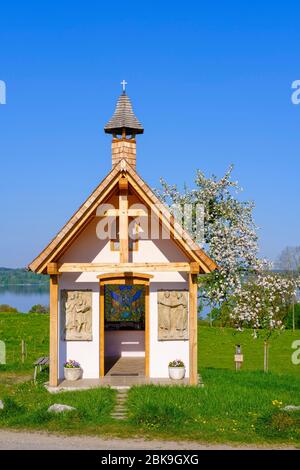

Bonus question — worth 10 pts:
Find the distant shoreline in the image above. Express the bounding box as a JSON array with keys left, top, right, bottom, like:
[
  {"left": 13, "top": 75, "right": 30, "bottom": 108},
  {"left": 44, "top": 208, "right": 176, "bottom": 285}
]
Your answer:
[{"left": 0, "top": 283, "right": 49, "bottom": 287}]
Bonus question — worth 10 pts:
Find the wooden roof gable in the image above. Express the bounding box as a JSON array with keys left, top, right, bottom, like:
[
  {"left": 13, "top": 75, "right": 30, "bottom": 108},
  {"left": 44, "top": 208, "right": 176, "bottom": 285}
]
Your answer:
[{"left": 28, "top": 159, "right": 217, "bottom": 274}]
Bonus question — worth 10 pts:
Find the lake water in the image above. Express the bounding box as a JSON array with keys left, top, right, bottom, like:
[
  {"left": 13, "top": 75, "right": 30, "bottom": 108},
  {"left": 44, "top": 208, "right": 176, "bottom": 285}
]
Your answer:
[{"left": 0, "top": 285, "right": 50, "bottom": 313}]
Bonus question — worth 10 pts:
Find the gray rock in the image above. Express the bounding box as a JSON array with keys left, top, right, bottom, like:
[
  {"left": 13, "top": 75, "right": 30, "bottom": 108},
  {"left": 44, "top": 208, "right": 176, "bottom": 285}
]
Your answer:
[
  {"left": 0, "top": 400, "right": 4, "bottom": 410},
  {"left": 282, "top": 405, "right": 300, "bottom": 412},
  {"left": 47, "top": 403, "right": 76, "bottom": 413}
]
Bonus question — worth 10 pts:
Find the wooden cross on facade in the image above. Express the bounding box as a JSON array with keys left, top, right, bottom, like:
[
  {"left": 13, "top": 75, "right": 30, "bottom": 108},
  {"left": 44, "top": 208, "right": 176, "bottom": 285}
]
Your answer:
[
  {"left": 101, "top": 177, "right": 147, "bottom": 263},
  {"left": 118, "top": 177, "right": 129, "bottom": 262}
]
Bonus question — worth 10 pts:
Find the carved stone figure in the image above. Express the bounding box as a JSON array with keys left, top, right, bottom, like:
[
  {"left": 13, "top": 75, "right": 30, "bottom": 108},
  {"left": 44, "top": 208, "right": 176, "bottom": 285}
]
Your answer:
[
  {"left": 158, "top": 290, "right": 188, "bottom": 340},
  {"left": 61, "top": 290, "right": 92, "bottom": 341}
]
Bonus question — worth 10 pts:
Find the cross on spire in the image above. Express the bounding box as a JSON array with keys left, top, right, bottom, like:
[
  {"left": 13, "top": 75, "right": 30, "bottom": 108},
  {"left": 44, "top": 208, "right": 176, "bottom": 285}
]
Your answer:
[{"left": 121, "top": 79, "right": 127, "bottom": 93}]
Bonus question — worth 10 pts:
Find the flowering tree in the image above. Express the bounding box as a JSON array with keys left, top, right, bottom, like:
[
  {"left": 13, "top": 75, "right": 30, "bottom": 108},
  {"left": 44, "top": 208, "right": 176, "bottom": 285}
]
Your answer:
[
  {"left": 230, "top": 273, "right": 298, "bottom": 371},
  {"left": 157, "top": 165, "right": 299, "bottom": 371},
  {"left": 156, "top": 165, "right": 265, "bottom": 311}
]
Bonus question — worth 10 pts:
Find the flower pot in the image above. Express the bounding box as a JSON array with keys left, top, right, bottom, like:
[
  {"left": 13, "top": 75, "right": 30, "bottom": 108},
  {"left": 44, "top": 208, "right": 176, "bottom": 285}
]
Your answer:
[
  {"left": 168, "top": 366, "right": 186, "bottom": 380},
  {"left": 64, "top": 367, "right": 82, "bottom": 381}
]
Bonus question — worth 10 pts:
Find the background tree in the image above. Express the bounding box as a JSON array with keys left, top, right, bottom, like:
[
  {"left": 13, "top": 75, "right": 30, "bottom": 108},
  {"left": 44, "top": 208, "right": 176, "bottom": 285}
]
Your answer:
[
  {"left": 275, "top": 246, "right": 300, "bottom": 331},
  {"left": 29, "top": 304, "right": 49, "bottom": 314},
  {"left": 275, "top": 246, "right": 300, "bottom": 273},
  {"left": 230, "top": 273, "right": 298, "bottom": 371}
]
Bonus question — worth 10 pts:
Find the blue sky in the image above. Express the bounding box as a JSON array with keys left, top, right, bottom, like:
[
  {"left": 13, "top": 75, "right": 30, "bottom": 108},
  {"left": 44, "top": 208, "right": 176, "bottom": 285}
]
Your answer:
[{"left": 0, "top": 1, "right": 299, "bottom": 268}]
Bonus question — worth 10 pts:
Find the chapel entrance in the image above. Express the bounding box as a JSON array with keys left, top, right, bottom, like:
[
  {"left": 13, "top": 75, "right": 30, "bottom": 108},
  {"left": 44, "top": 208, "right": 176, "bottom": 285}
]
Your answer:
[{"left": 98, "top": 273, "right": 151, "bottom": 378}]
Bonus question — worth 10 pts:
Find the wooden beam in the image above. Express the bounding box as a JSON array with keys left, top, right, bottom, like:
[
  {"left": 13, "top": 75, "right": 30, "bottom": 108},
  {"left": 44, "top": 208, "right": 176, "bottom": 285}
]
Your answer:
[
  {"left": 190, "top": 262, "right": 200, "bottom": 274},
  {"left": 49, "top": 275, "right": 59, "bottom": 387},
  {"left": 47, "top": 262, "right": 58, "bottom": 275},
  {"left": 101, "top": 208, "right": 147, "bottom": 217},
  {"left": 98, "top": 272, "right": 153, "bottom": 282},
  {"left": 189, "top": 273, "right": 198, "bottom": 385},
  {"left": 59, "top": 262, "right": 191, "bottom": 273},
  {"left": 118, "top": 177, "right": 128, "bottom": 191}
]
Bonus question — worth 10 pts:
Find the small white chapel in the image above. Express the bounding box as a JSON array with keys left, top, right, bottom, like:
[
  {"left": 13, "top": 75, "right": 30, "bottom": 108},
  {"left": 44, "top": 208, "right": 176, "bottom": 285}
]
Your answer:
[{"left": 28, "top": 84, "right": 216, "bottom": 387}]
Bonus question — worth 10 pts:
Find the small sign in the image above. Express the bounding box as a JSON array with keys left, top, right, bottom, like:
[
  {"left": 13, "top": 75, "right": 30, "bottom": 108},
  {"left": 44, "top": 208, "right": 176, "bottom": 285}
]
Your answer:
[{"left": 234, "top": 354, "right": 244, "bottom": 363}]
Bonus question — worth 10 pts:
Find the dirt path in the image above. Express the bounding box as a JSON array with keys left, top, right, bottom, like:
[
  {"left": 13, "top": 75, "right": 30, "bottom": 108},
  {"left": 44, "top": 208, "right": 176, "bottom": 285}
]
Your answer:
[{"left": 0, "top": 429, "right": 296, "bottom": 450}]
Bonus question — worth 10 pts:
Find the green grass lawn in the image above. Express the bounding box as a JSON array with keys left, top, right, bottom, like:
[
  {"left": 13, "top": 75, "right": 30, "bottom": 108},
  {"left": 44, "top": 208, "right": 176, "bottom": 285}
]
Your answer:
[
  {"left": 199, "top": 325, "right": 300, "bottom": 376},
  {"left": 0, "top": 313, "right": 300, "bottom": 445},
  {"left": 0, "top": 312, "right": 49, "bottom": 373},
  {"left": 127, "top": 371, "right": 300, "bottom": 444},
  {"left": 0, "top": 372, "right": 117, "bottom": 434},
  {"left": 0, "top": 369, "right": 299, "bottom": 445}
]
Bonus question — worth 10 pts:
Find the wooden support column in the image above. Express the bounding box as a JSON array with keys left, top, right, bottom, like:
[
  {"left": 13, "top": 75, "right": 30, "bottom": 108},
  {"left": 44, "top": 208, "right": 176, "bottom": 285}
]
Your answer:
[
  {"left": 189, "top": 273, "right": 198, "bottom": 385},
  {"left": 99, "top": 283, "right": 105, "bottom": 377},
  {"left": 49, "top": 274, "right": 59, "bottom": 387},
  {"left": 119, "top": 177, "right": 129, "bottom": 263},
  {"left": 145, "top": 284, "right": 150, "bottom": 377}
]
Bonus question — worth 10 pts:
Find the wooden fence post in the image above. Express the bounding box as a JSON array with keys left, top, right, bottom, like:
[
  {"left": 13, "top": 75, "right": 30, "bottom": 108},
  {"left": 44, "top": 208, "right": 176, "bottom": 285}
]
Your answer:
[{"left": 21, "top": 339, "right": 26, "bottom": 364}]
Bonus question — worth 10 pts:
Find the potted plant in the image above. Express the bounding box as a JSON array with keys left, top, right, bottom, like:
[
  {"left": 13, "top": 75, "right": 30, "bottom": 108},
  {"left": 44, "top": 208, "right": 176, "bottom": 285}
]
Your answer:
[
  {"left": 168, "top": 359, "right": 186, "bottom": 380},
  {"left": 64, "top": 359, "right": 82, "bottom": 381}
]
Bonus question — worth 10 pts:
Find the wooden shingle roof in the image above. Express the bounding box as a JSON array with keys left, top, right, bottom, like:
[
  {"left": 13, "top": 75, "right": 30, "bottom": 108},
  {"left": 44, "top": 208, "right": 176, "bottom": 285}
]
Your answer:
[{"left": 104, "top": 93, "right": 144, "bottom": 136}]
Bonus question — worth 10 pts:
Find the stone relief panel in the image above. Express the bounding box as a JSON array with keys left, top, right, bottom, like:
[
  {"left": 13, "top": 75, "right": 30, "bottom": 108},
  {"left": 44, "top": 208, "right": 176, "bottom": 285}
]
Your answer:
[
  {"left": 157, "top": 290, "right": 188, "bottom": 340},
  {"left": 61, "top": 290, "right": 92, "bottom": 341}
]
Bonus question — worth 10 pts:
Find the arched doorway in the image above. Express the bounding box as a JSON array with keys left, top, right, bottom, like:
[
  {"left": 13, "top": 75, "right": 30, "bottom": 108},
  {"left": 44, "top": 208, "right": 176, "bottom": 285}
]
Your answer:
[{"left": 98, "top": 273, "right": 152, "bottom": 378}]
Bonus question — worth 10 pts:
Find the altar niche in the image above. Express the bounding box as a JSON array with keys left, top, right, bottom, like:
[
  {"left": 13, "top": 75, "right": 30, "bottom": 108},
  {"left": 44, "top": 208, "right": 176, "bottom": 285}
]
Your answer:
[
  {"left": 98, "top": 273, "right": 152, "bottom": 378},
  {"left": 104, "top": 284, "right": 145, "bottom": 331}
]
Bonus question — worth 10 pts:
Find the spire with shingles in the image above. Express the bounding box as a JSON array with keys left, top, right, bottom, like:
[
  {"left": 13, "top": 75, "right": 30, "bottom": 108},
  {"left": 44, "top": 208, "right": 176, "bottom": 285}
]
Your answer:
[{"left": 104, "top": 89, "right": 144, "bottom": 136}]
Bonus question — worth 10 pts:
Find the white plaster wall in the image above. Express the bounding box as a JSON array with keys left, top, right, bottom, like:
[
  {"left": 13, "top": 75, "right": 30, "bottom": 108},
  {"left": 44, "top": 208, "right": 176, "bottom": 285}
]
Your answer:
[
  {"left": 149, "top": 281, "right": 189, "bottom": 378},
  {"left": 59, "top": 218, "right": 119, "bottom": 264},
  {"left": 58, "top": 274, "right": 100, "bottom": 380},
  {"left": 57, "top": 203, "right": 191, "bottom": 379}
]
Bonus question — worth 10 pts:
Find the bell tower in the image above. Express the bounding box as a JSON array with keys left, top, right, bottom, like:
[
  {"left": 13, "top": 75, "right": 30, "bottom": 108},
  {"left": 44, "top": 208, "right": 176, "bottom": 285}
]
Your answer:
[{"left": 104, "top": 81, "right": 144, "bottom": 169}]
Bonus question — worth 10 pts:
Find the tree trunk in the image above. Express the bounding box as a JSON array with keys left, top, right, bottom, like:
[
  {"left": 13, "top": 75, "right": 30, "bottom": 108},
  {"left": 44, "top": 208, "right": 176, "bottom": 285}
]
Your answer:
[{"left": 263, "top": 340, "right": 269, "bottom": 372}]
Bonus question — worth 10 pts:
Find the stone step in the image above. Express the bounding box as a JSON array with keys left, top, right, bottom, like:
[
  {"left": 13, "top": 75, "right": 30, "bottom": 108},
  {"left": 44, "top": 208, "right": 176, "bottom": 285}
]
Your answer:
[
  {"left": 111, "top": 388, "right": 129, "bottom": 420},
  {"left": 111, "top": 386, "right": 130, "bottom": 391}
]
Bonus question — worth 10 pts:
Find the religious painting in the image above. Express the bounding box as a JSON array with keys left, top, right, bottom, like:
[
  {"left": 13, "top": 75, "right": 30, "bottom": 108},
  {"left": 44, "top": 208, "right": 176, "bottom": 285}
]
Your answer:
[
  {"left": 104, "top": 284, "right": 145, "bottom": 330},
  {"left": 158, "top": 290, "right": 188, "bottom": 340},
  {"left": 61, "top": 290, "right": 92, "bottom": 341}
]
